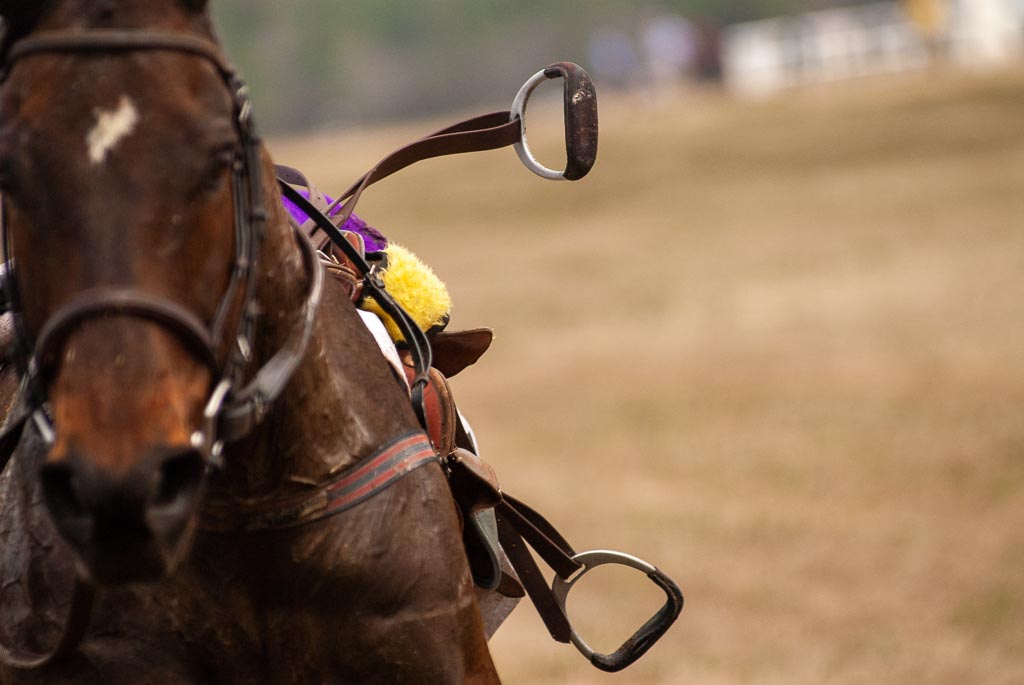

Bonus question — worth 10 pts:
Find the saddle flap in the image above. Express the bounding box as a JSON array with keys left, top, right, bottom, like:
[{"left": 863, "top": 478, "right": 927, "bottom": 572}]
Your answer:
[
  {"left": 447, "top": 447, "right": 501, "bottom": 513},
  {"left": 429, "top": 328, "right": 494, "bottom": 378},
  {"left": 447, "top": 448, "right": 513, "bottom": 593}
]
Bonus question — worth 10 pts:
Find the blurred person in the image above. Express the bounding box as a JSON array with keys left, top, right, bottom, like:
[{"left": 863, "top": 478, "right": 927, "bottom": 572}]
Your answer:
[
  {"left": 588, "top": 27, "right": 641, "bottom": 89},
  {"left": 694, "top": 19, "right": 724, "bottom": 82},
  {"left": 904, "top": 0, "right": 950, "bottom": 61},
  {"left": 642, "top": 13, "right": 698, "bottom": 87}
]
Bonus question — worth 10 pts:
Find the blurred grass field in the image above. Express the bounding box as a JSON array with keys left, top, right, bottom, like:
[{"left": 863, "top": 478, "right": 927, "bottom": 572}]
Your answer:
[{"left": 272, "top": 69, "right": 1024, "bottom": 684}]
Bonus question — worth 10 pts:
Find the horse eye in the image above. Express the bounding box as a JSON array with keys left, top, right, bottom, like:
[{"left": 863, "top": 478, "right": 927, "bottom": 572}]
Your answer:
[{"left": 198, "top": 148, "right": 235, "bottom": 195}]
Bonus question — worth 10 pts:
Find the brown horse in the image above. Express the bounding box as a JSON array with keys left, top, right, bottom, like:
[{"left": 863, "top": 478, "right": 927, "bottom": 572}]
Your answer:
[{"left": 0, "top": 1, "right": 500, "bottom": 682}]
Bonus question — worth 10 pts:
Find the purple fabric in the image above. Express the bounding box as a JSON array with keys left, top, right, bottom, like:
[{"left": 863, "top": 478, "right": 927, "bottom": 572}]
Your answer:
[{"left": 281, "top": 190, "right": 388, "bottom": 252}]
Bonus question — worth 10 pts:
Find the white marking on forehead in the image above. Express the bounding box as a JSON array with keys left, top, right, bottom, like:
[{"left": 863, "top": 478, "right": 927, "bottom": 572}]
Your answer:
[{"left": 86, "top": 96, "right": 139, "bottom": 165}]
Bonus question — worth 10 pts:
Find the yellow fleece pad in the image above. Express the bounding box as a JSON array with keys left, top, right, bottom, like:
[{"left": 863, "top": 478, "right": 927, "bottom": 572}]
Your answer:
[{"left": 362, "top": 243, "right": 452, "bottom": 342}]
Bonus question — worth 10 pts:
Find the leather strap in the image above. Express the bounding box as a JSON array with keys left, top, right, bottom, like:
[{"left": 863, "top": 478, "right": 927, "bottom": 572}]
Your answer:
[
  {"left": 278, "top": 181, "right": 434, "bottom": 430},
  {"left": 494, "top": 494, "right": 583, "bottom": 644},
  {"left": 274, "top": 164, "right": 333, "bottom": 236},
  {"left": 34, "top": 287, "right": 219, "bottom": 373},
  {"left": 320, "top": 112, "right": 521, "bottom": 233},
  {"left": 201, "top": 431, "right": 437, "bottom": 532},
  {"left": 218, "top": 223, "right": 324, "bottom": 443},
  {"left": 274, "top": 165, "right": 329, "bottom": 214},
  {"left": 2, "top": 30, "right": 235, "bottom": 81},
  {"left": 278, "top": 110, "right": 522, "bottom": 434},
  {"left": 500, "top": 494, "right": 579, "bottom": 578},
  {"left": 497, "top": 508, "right": 573, "bottom": 643}
]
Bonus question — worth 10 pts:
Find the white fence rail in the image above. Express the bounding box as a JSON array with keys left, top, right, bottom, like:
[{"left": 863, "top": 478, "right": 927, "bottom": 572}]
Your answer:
[{"left": 723, "top": 0, "right": 1024, "bottom": 96}]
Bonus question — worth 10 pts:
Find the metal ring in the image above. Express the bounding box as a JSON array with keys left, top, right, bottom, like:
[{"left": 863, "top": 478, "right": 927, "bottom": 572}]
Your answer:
[
  {"left": 510, "top": 69, "right": 567, "bottom": 181},
  {"left": 551, "top": 550, "right": 658, "bottom": 660}
]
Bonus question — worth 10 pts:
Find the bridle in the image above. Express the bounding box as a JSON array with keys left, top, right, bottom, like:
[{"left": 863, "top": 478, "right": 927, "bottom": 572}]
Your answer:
[
  {"left": 0, "top": 28, "right": 324, "bottom": 668},
  {"left": 0, "top": 29, "right": 325, "bottom": 469}
]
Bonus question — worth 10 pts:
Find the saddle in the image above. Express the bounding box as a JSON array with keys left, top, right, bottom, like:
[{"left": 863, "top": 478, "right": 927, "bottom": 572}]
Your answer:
[
  {"left": 264, "top": 66, "right": 679, "bottom": 663},
  {"left": 309, "top": 211, "right": 514, "bottom": 597},
  {"left": 295, "top": 171, "right": 682, "bottom": 668},
  {"left": 398, "top": 357, "right": 520, "bottom": 597}
]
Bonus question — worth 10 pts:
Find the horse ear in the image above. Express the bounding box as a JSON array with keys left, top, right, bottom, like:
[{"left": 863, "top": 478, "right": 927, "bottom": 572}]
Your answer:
[{"left": 181, "top": 0, "right": 209, "bottom": 11}]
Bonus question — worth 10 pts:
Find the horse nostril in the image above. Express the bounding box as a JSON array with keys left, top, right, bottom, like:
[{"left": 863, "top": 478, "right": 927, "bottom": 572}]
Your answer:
[
  {"left": 39, "top": 462, "right": 93, "bottom": 544},
  {"left": 149, "top": 449, "right": 205, "bottom": 523},
  {"left": 40, "top": 462, "right": 87, "bottom": 517}
]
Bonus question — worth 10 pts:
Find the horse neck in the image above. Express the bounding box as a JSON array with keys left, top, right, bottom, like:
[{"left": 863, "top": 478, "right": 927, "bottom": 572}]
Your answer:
[{"left": 209, "top": 149, "right": 418, "bottom": 502}]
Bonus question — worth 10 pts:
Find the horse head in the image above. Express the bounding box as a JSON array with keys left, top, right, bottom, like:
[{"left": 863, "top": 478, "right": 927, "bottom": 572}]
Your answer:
[{"left": 0, "top": 0, "right": 264, "bottom": 585}]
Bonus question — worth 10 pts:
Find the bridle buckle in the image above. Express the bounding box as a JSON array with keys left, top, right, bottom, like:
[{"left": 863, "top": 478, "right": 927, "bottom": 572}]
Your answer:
[{"left": 190, "top": 379, "right": 232, "bottom": 469}]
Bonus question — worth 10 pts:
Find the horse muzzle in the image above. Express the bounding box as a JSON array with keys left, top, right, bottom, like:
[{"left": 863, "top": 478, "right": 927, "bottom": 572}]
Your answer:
[{"left": 39, "top": 446, "right": 206, "bottom": 585}]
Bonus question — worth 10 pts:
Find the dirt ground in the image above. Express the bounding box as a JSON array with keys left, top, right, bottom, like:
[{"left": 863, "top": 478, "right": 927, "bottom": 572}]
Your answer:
[{"left": 272, "top": 68, "right": 1024, "bottom": 684}]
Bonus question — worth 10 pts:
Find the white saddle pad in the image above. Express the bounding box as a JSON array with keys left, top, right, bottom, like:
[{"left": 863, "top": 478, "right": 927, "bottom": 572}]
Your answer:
[{"left": 358, "top": 310, "right": 409, "bottom": 392}]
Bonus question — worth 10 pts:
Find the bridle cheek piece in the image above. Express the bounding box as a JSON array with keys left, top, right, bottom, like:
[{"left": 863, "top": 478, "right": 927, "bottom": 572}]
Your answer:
[{"left": 0, "top": 29, "right": 324, "bottom": 469}]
